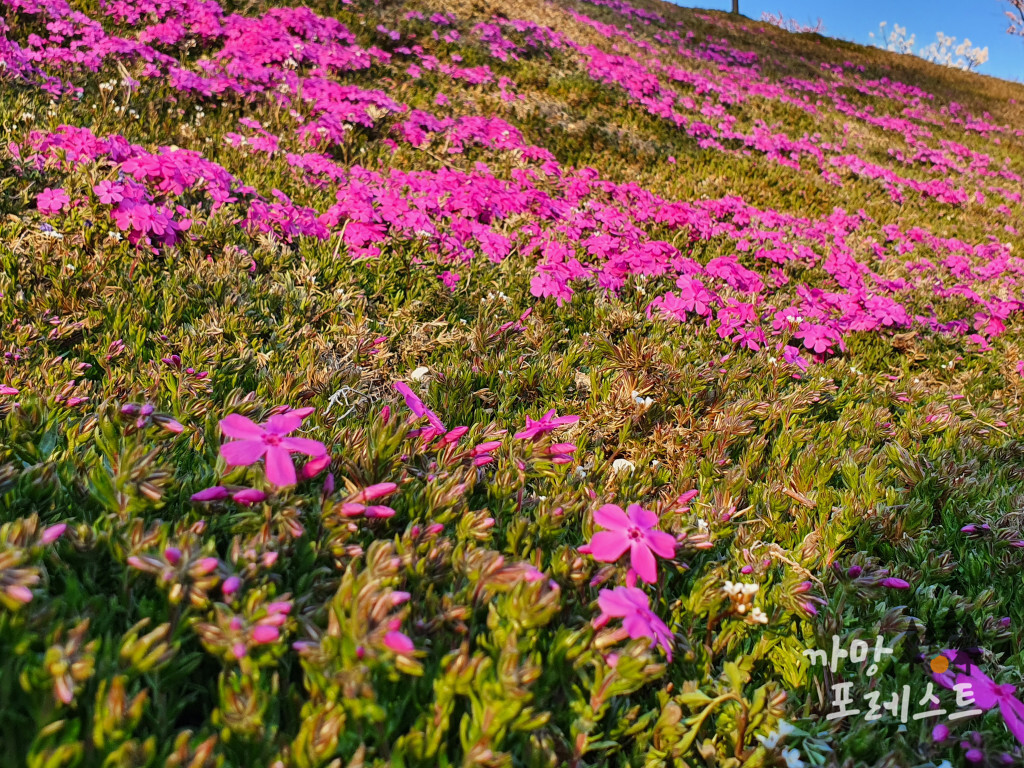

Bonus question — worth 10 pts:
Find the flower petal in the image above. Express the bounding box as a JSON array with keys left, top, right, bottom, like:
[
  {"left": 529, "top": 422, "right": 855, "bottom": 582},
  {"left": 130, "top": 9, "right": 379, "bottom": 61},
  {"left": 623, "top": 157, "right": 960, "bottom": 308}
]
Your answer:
[
  {"left": 597, "top": 587, "right": 635, "bottom": 617},
  {"left": 264, "top": 446, "right": 297, "bottom": 486},
  {"left": 219, "top": 414, "right": 265, "bottom": 440},
  {"left": 589, "top": 531, "right": 630, "bottom": 563},
  {"left": 630, "top": 542, "right": 658, "bottom": 583},
  {"left": 644, "top": 529, "right": 677, "bottom": 559},
  {"left": 220, "top": 439, "right": 267, "bottom": 466},
  {"left": 384, "top": 630, "right": 415, "bottom": 654},
  {"left": 627, "top": 504, "right": 659, "bottom": 529},
  {"left": 999, "top": 694, "right": 1024, "bottom": 746},
  {"left": 594, "top": 503, "right": 630, "bottom": 531},
  {"left": 279, "top": 436, "right": 328, "bottom": 456},
  {"left": 264, "top": 413, "right": 303, "bottom": 435}
]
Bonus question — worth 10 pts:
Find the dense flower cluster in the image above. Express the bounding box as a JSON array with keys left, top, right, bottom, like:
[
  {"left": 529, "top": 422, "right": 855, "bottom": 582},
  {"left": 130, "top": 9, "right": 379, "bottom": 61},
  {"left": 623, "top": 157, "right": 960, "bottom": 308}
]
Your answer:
[{"left": 2, "top": 0, "right": 1024, "bottom": 763}]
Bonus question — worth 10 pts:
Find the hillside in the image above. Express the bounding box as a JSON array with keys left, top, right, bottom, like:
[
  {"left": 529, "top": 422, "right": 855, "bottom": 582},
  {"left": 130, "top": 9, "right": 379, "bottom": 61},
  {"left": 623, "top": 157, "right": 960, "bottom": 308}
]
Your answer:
[{"left": 2, "top": 0, "right": 1024, "bottom": 765}]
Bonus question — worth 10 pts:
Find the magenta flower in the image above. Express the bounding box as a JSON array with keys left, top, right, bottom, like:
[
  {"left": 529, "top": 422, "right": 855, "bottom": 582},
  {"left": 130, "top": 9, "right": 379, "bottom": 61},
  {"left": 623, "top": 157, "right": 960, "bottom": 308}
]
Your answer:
[
  {"left": 37, "top": 187, "right": 70, "bottom": 215},
  {"left": 383, "top": 630, "right": 415, "bottom": 653},
  {"left": 589, "top": 503, "right": 675, "bottom": 584},
  {"left": 933, "top": 651, "right": 1024, "bottom": 745},
  {"left": 880, "top": 577, "right": 911, "bottom": 589},
  {"left": 595, "top": 586, "right": 673, "bottom": 661},
  {"left": 393, "top": 381, "right": 445, "bottom": 430},
  {"left": 514, "top": 409, "right": 579, "bottom": 440},
  {"left": 219, "top": 411, "right": 327, "bottom": 487}
]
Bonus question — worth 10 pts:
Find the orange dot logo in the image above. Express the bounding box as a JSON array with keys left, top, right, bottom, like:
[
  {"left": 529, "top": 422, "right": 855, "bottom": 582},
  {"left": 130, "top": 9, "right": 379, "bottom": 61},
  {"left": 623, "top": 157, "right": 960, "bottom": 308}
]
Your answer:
[{"left": 930, "top": 655, "right": 949, "bottom": 674}]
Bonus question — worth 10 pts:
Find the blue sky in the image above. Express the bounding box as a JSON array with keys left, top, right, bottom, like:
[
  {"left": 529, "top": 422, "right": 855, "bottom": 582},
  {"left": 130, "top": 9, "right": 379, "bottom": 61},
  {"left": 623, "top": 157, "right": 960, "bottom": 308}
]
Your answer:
[{"left": 670, "top": 1, "right": 1024, "bottom": 81}]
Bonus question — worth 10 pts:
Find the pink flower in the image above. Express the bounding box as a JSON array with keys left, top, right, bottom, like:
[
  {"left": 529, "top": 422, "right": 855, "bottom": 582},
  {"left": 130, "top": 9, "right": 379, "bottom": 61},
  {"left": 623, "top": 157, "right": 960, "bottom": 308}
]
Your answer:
[
  {"left": 393, "top": 381, "right": 445, "bottom": 430},
  {"left": 513, "top": 409, "right": 579, "bottom": 440},
  {"left": 384, "top": 630, "right": 414, "bottom": 653},
  {"left": 251, "top": 625, "right": 280, "bottom": 644},
  {"left": 192, "top": 486, "right": 230, "bottom": 501},
  {"left": 41, "top": 523, "right": 66, "bottom": 544},
  {"left": 595, "top": 586, "right": 673, "bottom": 661},
  {"left": 933, "top": 652, "right": 1024, "bottom": 745},
  {"left": 880, "top": 577, "right": 911, "bottom": 589},
  {"left": 219, "top": 411, "right": 327, "bottom": 487},
  {"left": 37, "top": 187, "right": 70, "bottom": 215},
  {"left": 222, "top": 576, "right": 241, "bottom": 597},
  {"left": 0, "top": 386, "right": 19, "bottom": 396},
  {"left": 589, "top": 503, "right": 675, "bottom": 583},
  {"left": 231, "top": 488, "right": 267, "bottom": 505}
]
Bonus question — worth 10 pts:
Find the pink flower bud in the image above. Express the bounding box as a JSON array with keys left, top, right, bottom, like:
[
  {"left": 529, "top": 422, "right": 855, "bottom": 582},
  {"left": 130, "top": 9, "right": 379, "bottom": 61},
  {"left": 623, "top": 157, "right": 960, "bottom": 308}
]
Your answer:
[
  {"left": 427, "top": 523, "right": 444, "bottom": 535},
  {"left": 740, "top": 565, "right": 753, "bottom": 574},
  {"left": 932, "top": 724, "right": 949, "bottom": 742},
  {"left": 391, "top": 591, "right": 411, "bottom": 606},
  {"left": 251, "top": 625, "right": 280, "bottom": 644},
  {"left": 195, "top": 557, "right": 219, "bottom": 575},
  {"left": 266, "top": 601, "right": 292, "bottom": 615},
  {"left": 383, "top": 630, "right": 414, "bottom": 654},
  {"left": 232, "top": 488, "right": 267, "bottom": 505},
  {"left": 127, "top": 556, "right": 145, "bottom": 570},
  {"left": 222, "top": 576, "right": 241, "bottom": 597},
  {"left": 847, "top": 565, "right": 863, "bottom": 578},
  {"left": 380, "top": 405, "right": 391, "bottom": 424},
  {"left": 794, "top": 581, "right": 813, "bottom": 593},
  {"left": 41, "top": 523, "right": 67, "bottom": 544},
  {"left": 301, "top": 454, "right": 332, "bottom": 478},
  {"left": 259, "top": 613, "right": 288, "bottom": 627},
  {"left": 164, "top": 547, "right": 182, "bottom": 565},
  {"left": 232, "top": 643, "right": 247, "bottom": 659},
  {"left": 159, "top": 418, "right": 185, "bottom": 434},
  {"left": 880, "top": 577, "right": 911, "bottom": 589},
  {"left": 192, "top": 486, "right": 230, "bottom": 502},
  {"left": 262, "top": 551, "right": 278, "bottom": 567},
  {"left": 360, "top": 482, "right": 398, "bottom": 501},
  {"left": 7, "top": 584, "right": 33, "bottom": 604},
  {"left": 365, "top": 505, "right": 395, "bottom": 518},
  {"left": 323, "top": 472, "right": 335, "bottom": 495}
]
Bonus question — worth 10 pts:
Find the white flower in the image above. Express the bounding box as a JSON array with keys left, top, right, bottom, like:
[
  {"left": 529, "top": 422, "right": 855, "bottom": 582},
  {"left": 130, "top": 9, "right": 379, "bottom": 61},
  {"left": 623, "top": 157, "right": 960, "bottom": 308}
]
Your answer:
[
  {"left": 756, "top": 731, "right": 781, "bottom": 749},
  {"left": 750, "top": 607, "right": 769, "bottom": 624},
  {"left": 776, "top": 720, "right": 795, "bottom": 738},
  {"left": 611, "top": 458, "right": 635, "bottom": 475},
  {"left": 781, "top": 747, "right": 805, "bottom": 768},
  {"left": 410, "top": 366, "right": 429, "bottom": 381}
]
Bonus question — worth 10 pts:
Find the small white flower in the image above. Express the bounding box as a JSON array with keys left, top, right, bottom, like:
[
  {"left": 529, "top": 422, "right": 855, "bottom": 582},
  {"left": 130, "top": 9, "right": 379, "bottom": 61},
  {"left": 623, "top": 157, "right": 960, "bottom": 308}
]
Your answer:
[
  {"left": 611, "top": 458, "right": 635, "bottom": 475},
  {"left": 781, "top": 747, "right": 804, "bottom": 768},
  {"left": 776, "top": 720, "right": 795, "bottom": 738},
  {"left": 756, "top": 731, "right": 781, "bottom": 749},
  {"left": 575, "top": 467, "right": 587, "bottom": 479},
  {"left": 750, "top": 607, "right": 769, "bottom": 624},
  {"left": 410, "top": 366, "right": 429, "bottom": 381}
]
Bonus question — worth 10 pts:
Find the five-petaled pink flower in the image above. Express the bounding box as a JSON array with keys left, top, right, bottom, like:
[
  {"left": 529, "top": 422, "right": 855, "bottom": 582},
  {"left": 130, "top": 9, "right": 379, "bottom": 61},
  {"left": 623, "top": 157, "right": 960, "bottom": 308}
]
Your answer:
[
  {"left": 595, "top": 586, "right": 673, "bottom": 661},
  {"left": 219, "top": 410, "right": 327, "bottom": 487},
  {"left": 514, "top": 409, "right": 579, "bottom": 440},
  {"left": 932, "top": 651, "right": 1024, "bottom": 745},
  {"left": 37, "top": 187, "right": 70, "bottom": 215},
  {"left": 588, "top": 503, "right": 675, "bottom": 583}
]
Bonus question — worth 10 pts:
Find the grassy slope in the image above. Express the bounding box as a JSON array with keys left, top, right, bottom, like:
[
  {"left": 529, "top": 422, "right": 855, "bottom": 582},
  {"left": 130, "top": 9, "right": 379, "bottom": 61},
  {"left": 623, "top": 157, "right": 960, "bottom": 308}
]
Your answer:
[{"left": 1, "top": 0, "right": 1024, "bottom": 766}]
